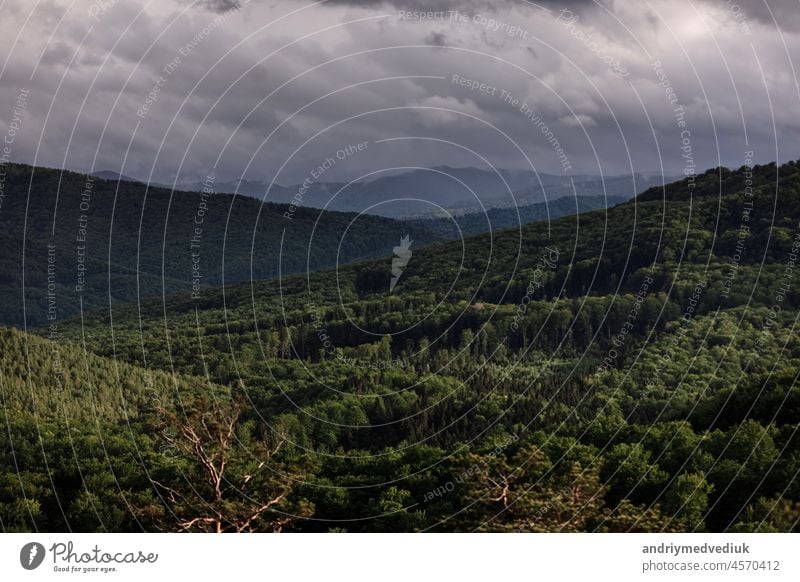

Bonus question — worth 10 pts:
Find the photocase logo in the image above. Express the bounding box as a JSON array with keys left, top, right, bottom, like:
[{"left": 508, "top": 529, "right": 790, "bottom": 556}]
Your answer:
[
  {"left": 20, "top": 542, "right": 46, "bottom": 570},
  {"left": 390, "top": 234, "right": 413, "bottom": 292}
]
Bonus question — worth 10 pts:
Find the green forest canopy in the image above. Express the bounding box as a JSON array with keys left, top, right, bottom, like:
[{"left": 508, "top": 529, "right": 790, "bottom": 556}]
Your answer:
[{"left": 1, "top": 160, "right": 799, "bottom": 532}]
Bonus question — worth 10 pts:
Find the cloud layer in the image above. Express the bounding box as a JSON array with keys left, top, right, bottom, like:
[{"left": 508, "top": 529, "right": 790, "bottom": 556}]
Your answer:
[{"left": 0, "top": 0, "right": 798, "bottom": 186}]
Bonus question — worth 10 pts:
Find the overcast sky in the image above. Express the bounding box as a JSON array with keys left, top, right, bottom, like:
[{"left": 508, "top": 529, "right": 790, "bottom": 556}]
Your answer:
[{"left": 1, "top": 0, "right": 799, "bottom": 185}]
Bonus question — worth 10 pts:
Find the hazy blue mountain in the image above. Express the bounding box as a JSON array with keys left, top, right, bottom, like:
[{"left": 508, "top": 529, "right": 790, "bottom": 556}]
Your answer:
[
  {"left": 405, "top": 194, "right": 627, "bottom": 238},
  {"left": 171, "top": 166, "right": 678, "bottom": 218}
]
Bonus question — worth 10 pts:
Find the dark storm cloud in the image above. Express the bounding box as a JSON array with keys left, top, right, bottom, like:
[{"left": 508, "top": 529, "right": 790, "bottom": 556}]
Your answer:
[
  {"left": 425, "top": 31, "right": 448, "bottom": 46},
  {"left": 298, "top": 0, "right": 484, "bottom": 8},
  {"left": 273, "top": 0, "right": 599, "bottom": 13},
  {"left": 280, "top": 0, "right": 800, "bottom": 30},
  {"left": 189, "top": 0, "right": 243, "bottom": 12},
  {"left": 702, "top": 0, "right": 800, "bottom": 32},
  {"left": 310, "top": 0, "right": 594, "bottom": 6},
  {"left": 0, "top": 0, "right": 798, "bottom": 185}
]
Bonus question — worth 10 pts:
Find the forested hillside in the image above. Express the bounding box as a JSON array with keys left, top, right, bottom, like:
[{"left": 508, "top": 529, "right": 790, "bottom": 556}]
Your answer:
[
  {"left": 406, "top": 194, "right": 625, "bottom": 239},
  {"left": 3, "top": 160, "right": 799, "bottom": 532},
  {"left": 0, "top": 164, "right": 444, "bottom": 327}
]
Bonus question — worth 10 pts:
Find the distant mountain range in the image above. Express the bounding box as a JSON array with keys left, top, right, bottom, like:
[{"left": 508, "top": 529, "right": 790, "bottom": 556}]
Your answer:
[
  {"left": 0, "top": 163, "right": 626, "bottom": 326},
  {"left": 93, "top": 166, "right": 677, "bottom": 219},
  {"left": 407, "top": 194, "right": 626, "bottom": 239}
]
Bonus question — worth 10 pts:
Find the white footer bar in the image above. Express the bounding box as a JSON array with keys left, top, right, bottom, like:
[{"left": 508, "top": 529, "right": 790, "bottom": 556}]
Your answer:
[{"left": 1, "top": 533, "right": 796, "bottom": 581}]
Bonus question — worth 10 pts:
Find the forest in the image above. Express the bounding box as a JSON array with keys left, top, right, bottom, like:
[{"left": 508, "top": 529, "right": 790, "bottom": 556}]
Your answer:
[
  {"left": 0, "top": 163, "right": 444, "bottom": 327},
  {"left": 1, "top": 160, "right": 799, "bottom": 532},
  {"left": 0, "top": 163, "right": 615, "bottom": 327}
]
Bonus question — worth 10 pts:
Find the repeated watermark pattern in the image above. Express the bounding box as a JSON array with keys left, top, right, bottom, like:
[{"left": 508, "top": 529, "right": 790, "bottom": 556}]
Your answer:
[
  {"left": 423, "top": 434, "right": 520, "bottom": 503},
  {"left": 556, "top": 9, "right": 629, "bottom": 78},
  {"left": 1, "top": 0, "right": 798, "bottom": 544},
  {"left": 191, "top": 174, "right": 215, "bottom": 299},
  {"left": 284, "top": 141, "right": 369, "bottom": 220},
  {"left": 137, "top": 2, "right": 250, "bottom": 119},
  {"left": 510, "top": 246, "right": 560, "bottom": 334},
  {"left": 0, "top": 88, "right": 29, "bottom": 217}
]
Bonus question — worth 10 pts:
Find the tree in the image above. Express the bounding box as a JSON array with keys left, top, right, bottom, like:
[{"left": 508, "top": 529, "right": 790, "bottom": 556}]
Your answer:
[
  {"left": 151, "top": 395, "right": 312, "bottom": 532},
  {"left": 662, "top": 473, "right": 714, "bottom": 530}
]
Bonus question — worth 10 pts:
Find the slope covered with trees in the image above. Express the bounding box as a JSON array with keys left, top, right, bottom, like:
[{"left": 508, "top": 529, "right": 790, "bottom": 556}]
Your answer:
[
  {"left": 406, "top": 194, "right": 625, "bottom": 239},
  {"left": 3, "top": 160, "right": 799, "bottom": 532},
  {"left": 0, "top": 163, "right": 445, "bottom": 327}
]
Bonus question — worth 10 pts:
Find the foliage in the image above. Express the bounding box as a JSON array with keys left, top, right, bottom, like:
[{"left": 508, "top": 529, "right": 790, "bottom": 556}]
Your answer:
[{"left": 2, "top": 160, "right": 799, "bottom": 531}]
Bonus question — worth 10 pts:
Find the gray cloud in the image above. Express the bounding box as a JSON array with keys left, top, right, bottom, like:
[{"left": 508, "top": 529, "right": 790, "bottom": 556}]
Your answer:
[
  {"left": 309, "top": 0, "right": 595, "bottom": 7},
  {"left": 425, "top": 31, "right": 449, "bottom": 46},
  {"left": 0, "top": 0, "right": 798, "bottom": 186},
  {"left": 188, "top": 0, "right": 243, "bottom": 12},
  {"left": 701, "top": 0, "right": 800, "bottom": 32},
  {"left": 292, "top": 0, "right": 600, "bottom": 15}
]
